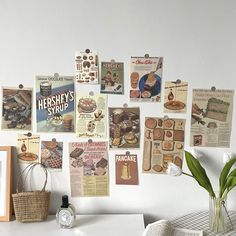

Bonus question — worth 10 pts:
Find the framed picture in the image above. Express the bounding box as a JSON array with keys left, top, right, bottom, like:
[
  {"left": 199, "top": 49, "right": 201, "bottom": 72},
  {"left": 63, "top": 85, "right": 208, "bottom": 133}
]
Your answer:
[{"left": 0, "top": 146, "right": 13, "bottom": 221}]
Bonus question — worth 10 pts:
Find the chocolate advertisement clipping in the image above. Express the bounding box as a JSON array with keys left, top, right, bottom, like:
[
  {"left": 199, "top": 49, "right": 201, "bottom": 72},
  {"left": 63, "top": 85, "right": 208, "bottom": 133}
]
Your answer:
[
  {"left": 17, "top": 134, "right": 40, "bottom": 163},
  {"left": 75, "top": 50, "right": 99, "bottom": 84},
  {"left": 100, "top": 61, "right": 124, "bottom": 94},
  {"left": 41, "top": 140, "right": 63, "bottom": 170},
  {"left": 1, "top": 87, "right": 32, "bottom": 131},
  {"left": 109, "top": 107, "right": 140, "bottom": 149},
  {"left": 143, "top": 117, "right": 185, "bottom": 174},
  {"left": 190, "top": 89, "right": 234, "bottom": 147},
  {"left": 115, "top": 153, "right": 138, "bottom": 185},
  {"left": 129, "top": 57, "right": 163, "bottom": 102},
  {"left": 76, "top": 94, "right": 107, "bottom": 138},
  {"left": 69, "top": 141, "right": 109, "bottom": 197},
  {"left": 35, "top": 75, "right": 75, "bottom": 133}
]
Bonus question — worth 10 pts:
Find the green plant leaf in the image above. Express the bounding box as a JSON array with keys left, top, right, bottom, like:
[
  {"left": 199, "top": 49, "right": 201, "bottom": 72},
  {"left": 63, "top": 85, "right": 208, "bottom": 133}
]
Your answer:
[
  {"left": 225, "top": 176, "right": 236, "bottom": 194},
  {"left": 185, "top": 151, "right": 215, "bottom": 197},
  {"left": 219, "top": 158, "right": 236, "bottom": 197}
]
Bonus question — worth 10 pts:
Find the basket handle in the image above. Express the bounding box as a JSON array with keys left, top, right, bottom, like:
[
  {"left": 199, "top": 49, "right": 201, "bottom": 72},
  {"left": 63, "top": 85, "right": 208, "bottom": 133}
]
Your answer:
[{"left": 16, "top": 163, "right": 48, "bottom": 193}]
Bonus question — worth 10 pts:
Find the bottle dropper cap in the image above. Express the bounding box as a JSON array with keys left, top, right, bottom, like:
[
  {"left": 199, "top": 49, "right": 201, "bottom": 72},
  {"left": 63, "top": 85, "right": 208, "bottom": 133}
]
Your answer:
[{"left": 61, "top": 195, "right": 69, "bottom": 208}]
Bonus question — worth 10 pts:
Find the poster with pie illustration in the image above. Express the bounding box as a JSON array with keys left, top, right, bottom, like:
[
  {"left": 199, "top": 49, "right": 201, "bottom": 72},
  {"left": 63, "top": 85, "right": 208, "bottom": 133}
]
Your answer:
[
  {"left": 17, "top": 134, "right": 40, "bottom": 163},
  {"left": 69, "top": 141, "right": 109, "bottom": 197},
  {"left": 129, "top": 56, "right": 163, "bottom": 102},
  {"left": 76, "top": 94, "right": 107, "bottom": 138},
  {"left": 41, "top": 140, "right": 63, "bottom": 170},
  {"left": 109, "top": 107, "right": 140, "bottom": 149},
  {"left": 164, "top": 81, "right": 188, "bottom": 113},
  {"left": 143, "top": 117, "right": 185, "bottom": 174},
  {"left": 115, "top": 153, "right": 138, "bottom": 185},
  {"left": 190, "top": 89, "right": 234, "bottom": 147},
  {"left": 1, "top": 87, "right": 32, "bottom": 131},
  {"left": 75, "top": 50, "right": 99, "bottom": 84},
  {"left": 36, "top": 75, "right": 75, "bottom": 133},
  {"left": 100, "top": 61, "right": 124, "bottom": 94}
]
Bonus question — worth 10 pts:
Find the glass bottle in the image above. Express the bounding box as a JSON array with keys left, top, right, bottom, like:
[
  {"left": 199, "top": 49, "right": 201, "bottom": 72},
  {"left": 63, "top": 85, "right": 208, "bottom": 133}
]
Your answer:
[{"left": 56, "top": 195, "right": 76, "bottom": 228}]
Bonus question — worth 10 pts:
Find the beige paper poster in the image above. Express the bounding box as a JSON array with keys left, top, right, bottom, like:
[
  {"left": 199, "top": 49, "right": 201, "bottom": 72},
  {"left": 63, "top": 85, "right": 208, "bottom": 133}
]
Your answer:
[
  {"left": 143, "top": 117, "right": 185, "bottom": 174},
  {"left": 190, "top": 89, "right": 234, "bottom": 147},
  {"left": 164, "top": 81, "right": 188, "bottom": 113},
  {"left": 76, "top": 94, "right": 107, "bottom": 138}
]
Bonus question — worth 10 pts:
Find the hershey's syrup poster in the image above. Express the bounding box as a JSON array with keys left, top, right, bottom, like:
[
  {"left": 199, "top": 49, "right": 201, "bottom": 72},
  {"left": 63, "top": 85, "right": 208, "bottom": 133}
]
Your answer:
[{"left": 36, "top": 75, "right": 75, "bottom": 132}]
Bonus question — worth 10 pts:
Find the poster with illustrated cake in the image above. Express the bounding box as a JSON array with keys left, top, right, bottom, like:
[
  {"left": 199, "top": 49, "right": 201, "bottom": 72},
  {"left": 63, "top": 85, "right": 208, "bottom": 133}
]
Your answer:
[
  {"left": 115, "top": 153, "right": 138, "bottom": 185},
  {"left": 69, "top": 141, "right": 109, "bottom": 197},
  {"left": 36, "top": 75, "right": 75, "bottom": 133},
  {"left": 143, "top": 117, "right": 185, "bottom": 174},
  {"left": 1, "top": 87, "right": 32, "bottom": 131},
  {"left": 190, "top": 89, "right": 234, "bottom": 147},
  {"left": 76, "top": 94, "right": 107, "bottom": 138},
  {"left": 109, "top": 107, "right": 140, "bottom": 149},
  {"left": 100, "top": 61, "right": 124, "bottom": 94},
  {"left": 17, "top": 134, "right": 40, "bottom": 163},
  {"left": 164, "top": 81, "right": 188, "bottom": 113},
  {"left": 129, "top": 56, "right": 163, "bottom": 102},
  {"left": 41, "top": 140, "right": 63, "bottom": 170},
  {"left": 75, "top": 50, "right": 99, "bottom": 84}
]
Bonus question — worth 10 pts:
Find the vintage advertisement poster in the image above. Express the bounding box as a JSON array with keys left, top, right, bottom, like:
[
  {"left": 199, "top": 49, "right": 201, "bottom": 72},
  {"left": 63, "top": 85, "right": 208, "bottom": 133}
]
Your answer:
[
  {"left": 17, "top": 134, "right": 40, "bottom": 163},
  {"left": 76, "top": 94, "right": 107, "bottom": 138},
  {"left": 143, "top": 117, "right": 185, "bottom": 174},
  {"left": 129, "top": 57, "right": 163, "bottom": 102},
  {"left": 36, "top": 75, "right": 75, "bottom": 133},
  {"left": 100, "top": 61, "right": 124, "bottom": 94},
  {"left": 41, "top": 140, "right": 63, "bottom": 170},
  {"left": 69, "top": 141, "right": 109, "bottom": 197},
  {"left": 1, "top": 87, "right": 32, "bottom": 131},
  {"left": 109, "top": 107, "right": 140, "bottom": 149},
  {"left": 190, "top": 89, "right": 234, "bottom": 147},
  {"left": 115, "top": 153, "right": 138, "bottom": 185},
  {"left": 75, "top": 50, "right": 99, "bottom": 84},
  {"left": 164, "top": 81, "right": 188, "bottom": 113}
]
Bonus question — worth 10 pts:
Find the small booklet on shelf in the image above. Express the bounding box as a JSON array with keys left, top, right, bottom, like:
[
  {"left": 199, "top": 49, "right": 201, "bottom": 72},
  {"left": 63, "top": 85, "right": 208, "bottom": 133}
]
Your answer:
[{"left": 143, "top": 220, "right": 203, "bottom": 236}]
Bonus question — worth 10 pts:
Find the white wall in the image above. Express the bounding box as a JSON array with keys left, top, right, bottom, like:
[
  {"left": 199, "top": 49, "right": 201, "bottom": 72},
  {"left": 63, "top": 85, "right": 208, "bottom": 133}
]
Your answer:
[{"left": 1, "top": 0, "right": 236, "bottom": 224}]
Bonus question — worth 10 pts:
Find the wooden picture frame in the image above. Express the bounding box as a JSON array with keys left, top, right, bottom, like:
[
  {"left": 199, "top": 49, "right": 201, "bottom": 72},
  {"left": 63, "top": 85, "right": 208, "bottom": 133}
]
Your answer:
[{"left": 0, "top": 146, "right": 13, "bottom": 221}]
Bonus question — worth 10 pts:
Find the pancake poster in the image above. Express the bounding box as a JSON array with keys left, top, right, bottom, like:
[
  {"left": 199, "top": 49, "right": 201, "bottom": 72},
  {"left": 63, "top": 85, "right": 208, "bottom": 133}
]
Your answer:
[
  {"left": 129, "top": 56, "right": 163, "bottom": 102},
  {"left": 109, "top": 107, "right": 140, "bottom": 149},
  {"left": 17, "top": 134, "right": 40, "bottom": 163},
  {"left": 164, "top": 81, "right": 188, "bottom": 113},
  {"left": 41, "top": 140, "right": 63, "bottom": 170},
  {"left": 115, "top": 153, "right": 138, "bottom": 185},
  {"left": 36, "top": 75, "right": 75, "bottom": 133},
  {"left": 75, "top": 50, "right": 99, "bottom": 84},
  {"left": 1, "top": 87, "right": 32, "bottom": 131},
  {"left": 190, "top": 89, "right": 234, "bottom": 147},
  {"left": 143, "top": 117, "right": 185, "bottom": 174},
  {"left": 69, "top": 141, "right": 109, "bottom": 197},
  {"left": 100, "top": 61, "right": 124, "bottom": 94},
  {"left": 76, "top": 94, "right": 107, "bottom": 138}
]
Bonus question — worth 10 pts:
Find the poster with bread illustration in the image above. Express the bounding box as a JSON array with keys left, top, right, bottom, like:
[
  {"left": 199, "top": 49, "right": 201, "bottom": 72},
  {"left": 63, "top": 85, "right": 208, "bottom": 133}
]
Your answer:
[
  {"left": 36, "top": 75, "right": 75, "bottom": 133},
  {"left": 76, "top": 94, "right": 107, "bottom": 138},
  {"left": 143, "top": 117, "right": 185, "bottom": 174},
  {"left": 129, "top": 56, "right": 163, "bottom": 102},
  {"left": 109, "top": 107, "right": 140, "bottom": 149},
  {"left": 41, "top": 140, "right": 63, "bottom": 170},
  {"left": 17, "top": 134, "right": 40, "bottom": 163},
  {"left": 100, "top": 61, "right": 124, "bottom": 95},
  {"left": 1, "top": 87, "right": 32, "bottom": 131},
  {"left": 115, "top": 153, "right": 138, "bottom": 185},
  {"left": 75, "top": 50, "right": 99, "bottom": 84},
  {"left": 190, "top": 89, "right": 234, "bottom": 147},
  {"left": 164, "top": 81, "right": 188, "bottom": 113},
  {"left": 69, "top": 141, "right": 109, "bottom": 197}
]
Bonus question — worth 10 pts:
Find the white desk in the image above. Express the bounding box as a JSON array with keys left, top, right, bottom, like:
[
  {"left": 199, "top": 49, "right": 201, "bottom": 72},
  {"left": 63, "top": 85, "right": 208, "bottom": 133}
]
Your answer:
[{"left": 1, "top": 214, "right": 145, "bottom": 236}]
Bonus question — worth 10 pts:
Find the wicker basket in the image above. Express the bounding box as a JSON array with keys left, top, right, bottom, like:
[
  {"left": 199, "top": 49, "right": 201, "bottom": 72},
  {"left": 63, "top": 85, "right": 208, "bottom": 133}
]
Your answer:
[{"left": 12, "top": 163, "right": 51, "bottom": 222}]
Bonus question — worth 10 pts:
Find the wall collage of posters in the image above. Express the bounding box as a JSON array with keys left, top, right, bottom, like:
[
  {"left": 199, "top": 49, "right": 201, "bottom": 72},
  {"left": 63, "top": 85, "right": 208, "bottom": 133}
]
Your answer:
[{"left": 1, "top": 49, "right": 234, "bottom": 197}]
